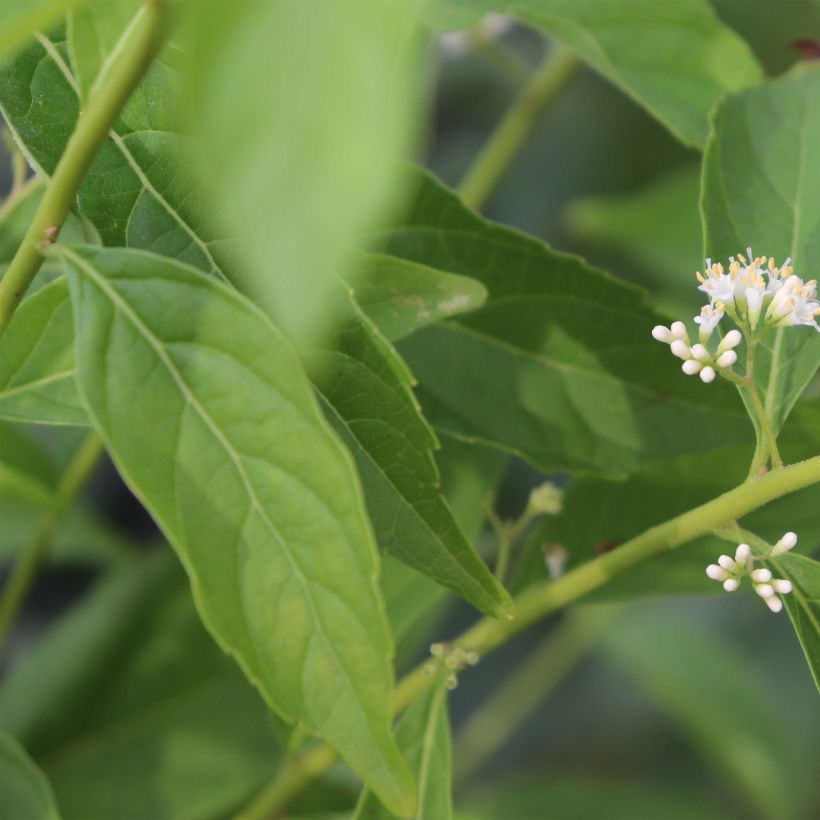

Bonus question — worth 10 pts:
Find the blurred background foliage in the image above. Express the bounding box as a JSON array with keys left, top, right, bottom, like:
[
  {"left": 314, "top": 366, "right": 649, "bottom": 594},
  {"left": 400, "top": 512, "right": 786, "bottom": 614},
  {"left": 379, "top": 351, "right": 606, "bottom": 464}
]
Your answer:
[{"left": 1, "top": 1, "right": 819, "bottom": 818}]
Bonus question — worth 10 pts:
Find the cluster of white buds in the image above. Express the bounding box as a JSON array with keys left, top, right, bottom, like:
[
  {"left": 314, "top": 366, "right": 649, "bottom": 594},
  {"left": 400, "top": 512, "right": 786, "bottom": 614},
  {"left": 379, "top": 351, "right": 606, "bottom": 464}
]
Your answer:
[
  {"left": 652, "top": 320, "right": 742, "bottom": 383},
  {"left": 426, "top": 643, "right": 480, "bottom": 689},
  {"left": 706, "top": 532, "right": 797, "bottom": 613},
  {"left": 438, "top": 14, "right": 514, "bottom": 58},
  {"left": 528, "top": 482, "right": 564, "bottom": 515},
  {"left": 697, "top": 249, "right": 820, "bottom": 332}
]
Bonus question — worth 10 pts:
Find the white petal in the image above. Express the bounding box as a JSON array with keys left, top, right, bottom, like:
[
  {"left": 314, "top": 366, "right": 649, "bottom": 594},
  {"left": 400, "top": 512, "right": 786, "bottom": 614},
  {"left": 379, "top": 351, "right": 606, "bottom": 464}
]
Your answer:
[
  {"left": 734, "top": 543, "right": 751, "bottom": 562},
  {"left": 718, "top": 555, "right": 736, "bottom": 570},
  {"left": 772, "top": 579, "right": 792, "bottom": 595},
  {"left": 723, "top": 578, "right": 740, "bottom": 592},
  {"left": 751, "top": 568, "right": 772, "bottom": 583},
  {"left": 706, "top": 564, "right": 728, "bottom": 581},
  {"left": 699, "top": 366, "right": 716, "bottom": 383},
  {"left": 764, "top": 596, "right": 783, "bottom": 613}
]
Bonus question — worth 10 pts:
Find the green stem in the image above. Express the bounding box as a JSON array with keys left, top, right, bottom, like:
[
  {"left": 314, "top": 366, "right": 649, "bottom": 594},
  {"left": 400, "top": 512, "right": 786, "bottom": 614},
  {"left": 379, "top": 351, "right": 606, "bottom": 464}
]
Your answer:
[
  {"left": 0, "top": 433, "right": 106, "bottom": 652},
  {"left": 0, "top": 0, "right": 172, "bottom": 338},
  {"left": 454, "top": 609, "right": 608, "bottom": 785},
  {"left": 744, "top": 378, "right": 783, "bottom": 471},
  {"left": 458, "top": 43, "right": 578, "bottom": 209},
  {"left": 240, "top": 452, "right": 820, "bottom": 815}
]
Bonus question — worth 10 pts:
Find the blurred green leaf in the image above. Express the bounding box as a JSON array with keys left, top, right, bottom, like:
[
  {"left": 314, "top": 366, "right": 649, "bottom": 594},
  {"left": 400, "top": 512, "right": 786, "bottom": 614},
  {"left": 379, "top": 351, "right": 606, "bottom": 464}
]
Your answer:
[
  {"left": 186, "top": 0, "right": 423, "bottom": 343},
  {"left": 0, "top": 0, "right": 83, "bottom": 60},
  {"left": 0, "top": 731, "right": 60, "bottom": 820},
  {"left": 0, "top": 423, "right": 55, "bottom": 506},
  {"left": 0, "top": 278, "right": 86, "bottom": 425},
  {"left": 382, "top": 167, "right": 749, "bottom": 477},
  {"left": 564, "top": 164, "right": 702, "bottom": 316},
  {"left": 0, "top": 26, "right": 231, "bottom": 277},
  {"left": 429, "top": 0, "right": 763, "bottom": 146},
  {"left": 702, "top": 65, "right": 820, "bottom": 434},
  {"left": 0, "top": 552, "right": 285, "bottom": 819},
  {"left": 57, "top": 244, "right": 415, "bottom": 815},
  {"left": 770, "top": 552, "right": 820, "bottom": 693},
  {"left": 351, "top": 254, "right": 487, "bottom": 342},
  {"left": 308, "top": 287, "right": 512, "bottom": 619},
  {"left": 355, "top": 681, "right": 453, "bottom": 820},
  {"left": 602, "top": 606, "right": 803, "bottom": 819}
]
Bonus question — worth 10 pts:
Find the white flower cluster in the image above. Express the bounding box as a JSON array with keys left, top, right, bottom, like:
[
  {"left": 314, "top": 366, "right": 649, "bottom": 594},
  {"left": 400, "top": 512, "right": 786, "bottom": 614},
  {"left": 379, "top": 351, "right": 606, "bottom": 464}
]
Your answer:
[
  {"left": 697, "top": 249, "right": 820, "bottom": 332},
  {"left": 706, "top": 533, "right": 796, "bottom": 613},
  {"left": 652, "top": 249, "right": 820, "bottom": 385},
  {"left": 652, "top": 321, "right": 741, "bottom": 383},
  {"left": 438, "top": 14, "right": 514, "bottom": 58}
]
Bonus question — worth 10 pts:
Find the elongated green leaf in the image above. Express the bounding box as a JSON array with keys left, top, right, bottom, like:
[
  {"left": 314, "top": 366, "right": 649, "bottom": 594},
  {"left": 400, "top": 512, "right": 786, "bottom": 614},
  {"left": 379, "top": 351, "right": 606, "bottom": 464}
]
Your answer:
[
  {"left": 428, "top": 0, "right": 762, "bottom": 146},
  {"left": 1, "top": 552, "right": 285, "bottom": 819},
  {"left": 0, "top": 28, "right": 231, "bottom": 278},
  {"left": 0, "top": 731, "right": 60, "bottom": 820},
  {"left": 770, "top": 553, "right": 820, "bottom": 692},
  {"left": 351, "top": 254, "right": 487, "bottom": 342},
  {"left": 602, "top": 606, "right": 802, "bottom": 819},
  {"left": 0, "top": 0, "right": 83, "bottom": 60},
  {"left": 308, "top": 287, "right": 512, "bottom": 619},
  {"left": 186, "top": 0, "right": 423, "bottom": 342},
  {"left": 703, "top": 66, "right": 820, "bottom": 434},
  {"left": 381, "top": 167, "right": 748, "bottom": 477},
  {"left": 0, "top": 423, "right": 55, "bottom": 506},
  {"left": 355, "top": 681, "right": 452, "bottom": 820},
  {"left": 0, "top": 278, "right": 86, "bottom": 425},
  {"left": 56, "top": 245, "right": 415, "bottom": 816}
]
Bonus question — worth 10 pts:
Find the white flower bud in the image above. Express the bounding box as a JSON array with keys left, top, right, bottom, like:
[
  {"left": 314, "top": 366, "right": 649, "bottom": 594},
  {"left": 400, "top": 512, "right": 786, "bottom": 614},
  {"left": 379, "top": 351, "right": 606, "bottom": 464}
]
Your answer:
[
  {"left": 718, "top": 330, "right": 742, "bottom": 352},
  {"left": 734, "top": 543, "right": 751, "bottom": 562},
  {"left": 691, "top": 343, "right": 710, "bottom": 361},
  {"left": 699, "top": 366, "right": 716, "bottom": 383},
  {"left": 718, "top": 554, "right": 735, "bottom": 571},
  {"left": 764, "top": 595, "right": 783, "bottom": 613},
  {"left": 772, "top": 579, "right": 792, "bottom": 595},
  {"left": 706, "top": 564, "right": 728, "bottom": 581},
  {"left": 670, "top": 321, "right": 688, "bottom": 340},
  {"left": 652, "top": 325, "right": 673, "bottom": 342},
  {"left": 770, "top": 532, "right": 797, "bottom": 556},
  {"left": 717, "top": 350, "right": 737, "bottom": 368},
  {"left": 682, "top": 359, "right": 702, "bottom": 375},
  {"left": 723, "top": 578, "right": 740, "bottom": 592},
  {"left": 751, "top": 568, "right": 772, "bottom": 583},
  {"left": 670, "top": 340, "right": 691, "bottom": 360},
  {"left": 755, "top": 583, "right": 774, "bottom": 598}
]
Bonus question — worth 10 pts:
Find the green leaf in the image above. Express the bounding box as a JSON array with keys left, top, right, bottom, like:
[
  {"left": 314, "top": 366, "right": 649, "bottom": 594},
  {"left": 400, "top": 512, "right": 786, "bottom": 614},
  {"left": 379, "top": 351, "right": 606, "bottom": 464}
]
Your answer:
[
  {"left": 770, "top": 552, "right": 820, "bottom": 693},
  {"left": 428, "top": 0, "right": 763, "bottom": 146},
  {"left": 382, "top": 167, "right": 748, "bottom": 477},
  {"left": 307, "top": 287, "right": 513, "bottom": 619},
  {"left": 0, "top": 731, "right": 60, "bottom": 820},
  {"left": 0, "top": 28, "right": 231, "bottom": 278},
  {"left": 702, "top": 65, "right": 820, "bottom": 434},
  {"left": 0, "top": 277, "right": 87, "bottom": 425},
  {"left": 0, "top": 552, "right": 286, "bottom": 819},
  {"left": 350, "top": 254, "right": 488, "bottom": 342},
  {"left": 0, "top": 0, "right": 83, "bottom": 60},
  {"left": 355, "top": 681, "right": 453, "bottom": 820},
  {"left": 564, "top": 164, "right": 702, "bottom": 317},
  {"left": 57, "top": 244, "right": 416, "bottom": 816},
  {"left": 186, "top": 0, "right": 423, "bottom": 342},
  {"left": 0, "top": 423, "right": 55, "bottom": 506},
  {"left": 602, "top": 605, "right": 803, "bottom": 819}
]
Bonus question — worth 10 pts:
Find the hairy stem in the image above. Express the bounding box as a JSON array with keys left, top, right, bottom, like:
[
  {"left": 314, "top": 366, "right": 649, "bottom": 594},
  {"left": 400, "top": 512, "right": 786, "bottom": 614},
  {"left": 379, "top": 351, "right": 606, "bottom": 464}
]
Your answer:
[
  {"left": 240, "top": 452, "right": 820, "bottom": 815},
  {"left": 0, "top": 0, "right": 172, "bottom": 338},
  {"left": 458, "top": 43, "right": 578, "bottom": 209},
  {"left": 0, "top": 433, "right": 106, "bottom": 653}
]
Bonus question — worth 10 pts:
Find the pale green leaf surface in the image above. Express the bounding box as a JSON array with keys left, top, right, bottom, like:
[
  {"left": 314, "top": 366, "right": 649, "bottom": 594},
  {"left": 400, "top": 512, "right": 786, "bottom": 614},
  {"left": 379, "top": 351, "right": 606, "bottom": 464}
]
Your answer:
[
  {"left": 0, "top": 277, "right": 86, "bottom": 425},
  {"left": 186, "top": 0, "right": 423, "bottom": 343},
  {"left": 382, "top": 168, "right": 749, "bottom": 477},
  {"left": 57, "top": 245, "right": 415, "bottom": 815},
  {"left": 428, "top": 0, "right": 763, "bottom": 146},
  {"left": 0, "top": 0, "right": 83, "bottom": 60},
  {"left": 355, "top": 682, "right": 452, "bottom": 820},
  {"left": 0, "top": 552, "right": 285, "bottom": 820},
  {"left": 0, "top": 423, "right": 55, "bottom": 506},
  {"left": 702, "top": 66, "right": 820, "bottom": 434},
  {"left": 308, "top": 287, "right": 512, "bottom": 619},
  {"left": 769, "top": 552, "right": 820, "bottom": 693},
  {"left": 351, "top": 253, "right": 488, "bottom": 342},
  {"left": 0, "top": 731, "right": 60, "bottom": 820},
  {"left": 602, "top": 606, "right": 802, "bottom": 818}
]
